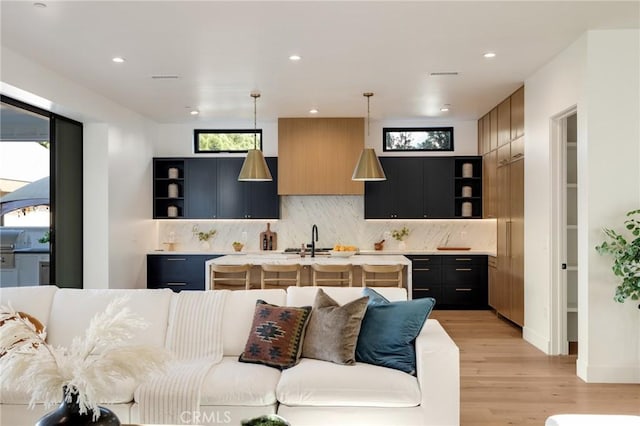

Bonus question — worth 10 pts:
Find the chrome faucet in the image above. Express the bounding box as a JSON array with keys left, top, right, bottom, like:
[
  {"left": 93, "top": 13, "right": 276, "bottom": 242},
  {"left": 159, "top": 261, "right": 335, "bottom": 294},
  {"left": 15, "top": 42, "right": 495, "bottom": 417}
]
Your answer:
[{"left": 311, "top": 224, "right": 318, "bottom": 257}]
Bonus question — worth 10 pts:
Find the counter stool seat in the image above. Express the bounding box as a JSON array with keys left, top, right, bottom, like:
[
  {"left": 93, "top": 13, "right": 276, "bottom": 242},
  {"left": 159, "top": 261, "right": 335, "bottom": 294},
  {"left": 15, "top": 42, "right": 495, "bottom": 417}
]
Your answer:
[
  {"left": 261, "top": 264, "right": 301, "bottom": 289},
  {"left": 311, "top": 263, "right": 353, "bottom": 287},
  {"left": 361, "top": 264, "right": 403, "bottom": 288},
  {"left": 209, "top": 264, "right": 251, "bottom": 290}
]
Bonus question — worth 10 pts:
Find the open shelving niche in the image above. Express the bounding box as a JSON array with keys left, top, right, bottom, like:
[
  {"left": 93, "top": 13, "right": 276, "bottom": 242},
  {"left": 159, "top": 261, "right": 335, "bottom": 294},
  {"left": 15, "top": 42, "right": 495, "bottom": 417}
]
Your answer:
[
  {"left": 454, "top": 157, "right": 483, "bottom": 218},
  {"left": 565, "top": 115, "right": 578, "bottom": 344},
  {"left": 153, "top": 159, "right": 185, "bottom": 219}
]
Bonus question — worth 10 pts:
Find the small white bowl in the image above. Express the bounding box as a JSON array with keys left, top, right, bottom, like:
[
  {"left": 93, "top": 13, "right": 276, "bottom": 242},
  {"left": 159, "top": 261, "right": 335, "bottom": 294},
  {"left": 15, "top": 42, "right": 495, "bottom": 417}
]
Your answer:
[{"left": 329, "top": 250, "right": 357, "bottom": 258}]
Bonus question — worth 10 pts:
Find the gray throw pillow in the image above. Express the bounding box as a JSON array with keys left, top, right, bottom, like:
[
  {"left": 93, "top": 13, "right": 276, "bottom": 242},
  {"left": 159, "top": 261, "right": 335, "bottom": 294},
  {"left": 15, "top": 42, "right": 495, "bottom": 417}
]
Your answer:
[{"left": 301, "top": 288, "right": 369, "bottom": 365}]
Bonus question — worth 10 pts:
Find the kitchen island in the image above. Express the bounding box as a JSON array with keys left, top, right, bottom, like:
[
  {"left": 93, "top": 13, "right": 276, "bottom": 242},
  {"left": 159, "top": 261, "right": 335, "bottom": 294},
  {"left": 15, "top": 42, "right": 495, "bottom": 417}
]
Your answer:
[{"left": 205, "top": 254, "right": 413, "bottom": 294}]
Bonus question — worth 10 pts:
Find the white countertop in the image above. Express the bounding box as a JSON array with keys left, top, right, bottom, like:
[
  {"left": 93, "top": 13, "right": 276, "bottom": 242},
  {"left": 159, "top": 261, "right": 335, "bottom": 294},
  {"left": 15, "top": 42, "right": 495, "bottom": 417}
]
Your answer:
[{"left": 207, "top": 253, "right": 412, "bottom": 266}]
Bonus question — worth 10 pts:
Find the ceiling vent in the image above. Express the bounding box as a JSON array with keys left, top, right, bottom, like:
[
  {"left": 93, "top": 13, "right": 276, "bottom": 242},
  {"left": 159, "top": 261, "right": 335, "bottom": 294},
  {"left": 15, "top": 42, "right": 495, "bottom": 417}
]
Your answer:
[
  {"left": 151, "top": 75, "right": 179, "bottom": 80},
  {"left": 429, "top": 72, "right": 459, "bottom": 76}
]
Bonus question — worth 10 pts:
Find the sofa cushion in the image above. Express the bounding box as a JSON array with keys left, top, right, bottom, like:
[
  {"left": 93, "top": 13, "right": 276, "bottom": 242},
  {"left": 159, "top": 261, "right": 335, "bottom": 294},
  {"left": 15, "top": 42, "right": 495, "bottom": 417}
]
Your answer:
[
  {"left": 222, "top": 290, "right": 287, "bottom": 356},
  {"left": 0, "top": 285, "right": 58, "bottom": 328},
  {"left": 286, "top": 286, "right": 406, "bottom": 307},
  {"left": 276, "top": 358, "right": 421, "bottom": 407},
  {"left": 301, "top": 289, "right": 368, "bottom": 365},
  {"left": 239, "top": 300, "right": 311, "bottom": 370},
  {"left": 356, "top": 288, "right": 435, "bottom": 375},
  {"left": 200, "top": 357, "right": 281, "bottom": 406},
  {"left": 46, "top": 289, "right": 174, "bottom": 350}
]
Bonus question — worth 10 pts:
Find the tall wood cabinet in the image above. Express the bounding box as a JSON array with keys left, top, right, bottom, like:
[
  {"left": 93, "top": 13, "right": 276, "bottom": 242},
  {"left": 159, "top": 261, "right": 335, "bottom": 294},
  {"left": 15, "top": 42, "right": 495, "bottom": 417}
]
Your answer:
[{"left": 480, "top": 86, "right": 525, "bottom": 326}]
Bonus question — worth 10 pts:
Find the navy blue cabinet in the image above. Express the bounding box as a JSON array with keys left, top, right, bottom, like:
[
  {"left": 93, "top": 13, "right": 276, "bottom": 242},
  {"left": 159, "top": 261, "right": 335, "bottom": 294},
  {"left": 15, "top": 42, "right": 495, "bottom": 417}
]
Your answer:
[
  {"left": 153, "top": 157, "right": 279, "bottom": 219},
  {"left": 364, "top": 156, "right": 478, "bottom": 219},
  {"left": 147, "top": 254, "right": 220, "bottom": 291},
  {"left": 408, "top": 254, "right": 488, "bottom": 309}
]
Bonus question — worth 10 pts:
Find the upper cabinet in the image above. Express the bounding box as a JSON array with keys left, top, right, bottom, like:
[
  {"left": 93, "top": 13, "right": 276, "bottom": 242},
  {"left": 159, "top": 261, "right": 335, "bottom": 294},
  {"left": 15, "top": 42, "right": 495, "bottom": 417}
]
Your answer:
[
  {"left": 153, "top": 157, "right": 279, "bottom": 219},
  {"left": 497, "top": 97, "right": 511, "bottom": 147},
  {"left": 278, "top": 118, "right": 364, "bottom": 195},
  {"left": 364, "top": 156, "right": 476, "bottom": 219},
  {"left": 510, "top": 86, "right": 525, "bottom": 140}
]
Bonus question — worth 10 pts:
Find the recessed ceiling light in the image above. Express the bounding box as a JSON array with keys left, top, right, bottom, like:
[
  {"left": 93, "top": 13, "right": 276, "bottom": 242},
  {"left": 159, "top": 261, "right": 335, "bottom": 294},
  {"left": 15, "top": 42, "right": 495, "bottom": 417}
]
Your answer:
[
  {"left": 440, "top": 105, "right": 450, "bottom": 112},
  {"left": 190, "top": 110, "right": 199, "bottom": 116},
  {"left": 483, "top": 52, "right": 496, "bottom": 58},
  {"left": 289, "top": 55, "right": 302, "bottom": 61},
  {"left": 33, "top": 2, "right": 47, "bottom": 8},
  {"left": 309, "top": 109, "right": 319, "bottom": 114},
  {"left": 112, "top": 57, "right": 125, "bottom": 63}
]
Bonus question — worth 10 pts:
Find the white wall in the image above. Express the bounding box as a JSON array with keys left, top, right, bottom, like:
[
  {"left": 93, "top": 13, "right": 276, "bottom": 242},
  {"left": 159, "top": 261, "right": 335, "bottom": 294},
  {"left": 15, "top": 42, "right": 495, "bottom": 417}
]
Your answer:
[
  {"left": 579, "top": 30, "right": 639, "bottom": 383},
  {"left": 1, "top": 47, "right": 157, "bottom": 289},
  {"left": 524, "top": 34, "right": 587, "bottom": 353},
  {"left": 155, "top": 117, "right": 477, "bottom": 158},
  {"left": 525, "top": 30, "right": 640, "bottom": 383}
]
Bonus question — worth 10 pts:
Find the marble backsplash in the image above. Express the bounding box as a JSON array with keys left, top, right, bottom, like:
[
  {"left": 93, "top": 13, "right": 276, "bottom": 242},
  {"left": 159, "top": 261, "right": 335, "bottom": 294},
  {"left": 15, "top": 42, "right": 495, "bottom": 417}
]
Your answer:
[{"left": 155, "top": 196, "right": 496, "bottom": 253}]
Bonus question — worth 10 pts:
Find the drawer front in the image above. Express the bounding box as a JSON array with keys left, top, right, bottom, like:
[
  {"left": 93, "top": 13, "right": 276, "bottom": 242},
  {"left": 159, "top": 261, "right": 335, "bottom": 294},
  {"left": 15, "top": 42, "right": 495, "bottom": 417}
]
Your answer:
[
  {"left": 409, "top": 256, "right": 443, "bottom": 267},
  {"left": 412, "top": 285, "right": 442, "bottom": 302},
  {"left": 412, "top": 265, "right": 442, "bottom": 287},
  {"left": 443, "top": 264, "right": 483, "bottom": 285},
  {"left": 147, "top": 255, "right": 219, "bottom": 292},
  {"left": 442, "top": 285, "right": 486, "bottom": 307}
]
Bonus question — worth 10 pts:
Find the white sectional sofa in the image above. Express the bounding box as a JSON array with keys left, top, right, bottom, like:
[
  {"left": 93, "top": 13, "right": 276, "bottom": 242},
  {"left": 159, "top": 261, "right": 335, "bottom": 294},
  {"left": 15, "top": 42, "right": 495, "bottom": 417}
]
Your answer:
[{"left": 0, "top": 285, "right": 460, "bottom": 426}]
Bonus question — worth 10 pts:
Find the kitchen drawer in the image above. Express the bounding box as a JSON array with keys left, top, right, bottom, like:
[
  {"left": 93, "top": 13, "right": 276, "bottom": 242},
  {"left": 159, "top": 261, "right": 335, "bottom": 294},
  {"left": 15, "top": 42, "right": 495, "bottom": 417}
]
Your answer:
[
  {"left": 412, "top": 285, "right": 442, "bottom": 302},
  {"left": 147, "top": 254, "right": 219, "bottom": 292},
  {"left": 442, "top": 255, "right": 485, "bottom": 266},
  {"left": 409, "top": 256, "right": 442, "bottom": 266},
  {"left": 412, "top": 265, "right": 442, "bottom": 286},
  {"left": 443, "top": 264, "right": 483, "bottom": 285},
  {"left": 442, "top": 285, "right": 486, "bottom": 308}
]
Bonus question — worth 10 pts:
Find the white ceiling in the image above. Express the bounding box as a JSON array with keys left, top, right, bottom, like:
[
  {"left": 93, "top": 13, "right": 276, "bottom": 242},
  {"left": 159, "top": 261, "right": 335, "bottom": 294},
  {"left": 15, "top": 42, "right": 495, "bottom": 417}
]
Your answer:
[{"left": 1, "top": 1, "right": 638, "bottom": 124}]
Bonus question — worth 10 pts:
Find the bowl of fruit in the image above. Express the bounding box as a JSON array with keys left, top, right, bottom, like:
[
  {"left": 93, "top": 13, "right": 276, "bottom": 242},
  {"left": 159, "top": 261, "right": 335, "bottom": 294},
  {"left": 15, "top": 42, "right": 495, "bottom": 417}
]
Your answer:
[{"left": 329, "top": 244, "right": 359, "bottom": 257}]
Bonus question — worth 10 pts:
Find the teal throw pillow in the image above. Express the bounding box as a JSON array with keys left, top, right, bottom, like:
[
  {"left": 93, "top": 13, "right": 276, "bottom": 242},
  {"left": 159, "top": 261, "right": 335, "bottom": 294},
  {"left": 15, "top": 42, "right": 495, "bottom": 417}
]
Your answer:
[{"left": 355, "top": 288, "right": 435, "bottom": 375}]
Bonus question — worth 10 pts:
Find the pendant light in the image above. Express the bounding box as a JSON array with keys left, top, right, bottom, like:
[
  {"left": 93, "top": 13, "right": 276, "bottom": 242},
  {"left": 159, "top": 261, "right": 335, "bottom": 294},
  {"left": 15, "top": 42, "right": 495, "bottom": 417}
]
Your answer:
[
  {"left": 238, "top": 92, "right": 273, "bottom": 181},
  {"left": 352, "top": 92, "right": 386, "bottom": 181}
]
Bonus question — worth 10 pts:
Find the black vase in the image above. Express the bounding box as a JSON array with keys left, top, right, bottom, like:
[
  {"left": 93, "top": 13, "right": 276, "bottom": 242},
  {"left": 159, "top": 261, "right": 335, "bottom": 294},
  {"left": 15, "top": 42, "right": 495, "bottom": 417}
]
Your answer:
[{"left": 36, "top": 387, "right": 121, "bottom": 426}]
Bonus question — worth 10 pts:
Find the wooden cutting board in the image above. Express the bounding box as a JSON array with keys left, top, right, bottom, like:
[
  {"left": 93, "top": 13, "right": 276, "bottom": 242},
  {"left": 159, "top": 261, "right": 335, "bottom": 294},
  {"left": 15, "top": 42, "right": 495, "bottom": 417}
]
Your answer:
[{"left": 260, "top": 223, "right": 277, "bottom": 251}]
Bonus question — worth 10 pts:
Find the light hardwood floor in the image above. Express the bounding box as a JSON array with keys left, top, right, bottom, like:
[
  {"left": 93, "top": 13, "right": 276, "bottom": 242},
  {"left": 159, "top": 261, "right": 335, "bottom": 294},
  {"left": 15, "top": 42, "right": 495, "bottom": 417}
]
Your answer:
[{"left": 430, "top": 310, "right": 640, "bottom": 425}]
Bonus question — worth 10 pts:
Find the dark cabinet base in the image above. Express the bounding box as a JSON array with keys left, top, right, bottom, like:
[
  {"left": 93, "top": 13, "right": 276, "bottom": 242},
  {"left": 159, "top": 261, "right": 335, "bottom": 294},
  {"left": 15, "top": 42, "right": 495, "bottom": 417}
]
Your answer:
[
  {"left": 147, "top": 254, "right": 220, "bottom": 292},
  {"left": 409, "top": 255, "right": 488, "bottom": 309}
]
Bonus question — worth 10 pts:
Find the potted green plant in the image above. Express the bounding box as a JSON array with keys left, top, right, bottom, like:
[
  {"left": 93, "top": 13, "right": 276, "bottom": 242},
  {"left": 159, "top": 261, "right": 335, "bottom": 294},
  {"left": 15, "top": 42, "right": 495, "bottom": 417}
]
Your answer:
[
  {"left": 391, "top": 226, "right": 410, "bottom": 250},
  {"left": 193, "top": 228, "right": 216, "bottom": 250},
  {"left": 232, "top": 241, "right": 244, "bottom": 252},
  {"left": 595, "top": 209, "right": 640, "bottom": 305}
]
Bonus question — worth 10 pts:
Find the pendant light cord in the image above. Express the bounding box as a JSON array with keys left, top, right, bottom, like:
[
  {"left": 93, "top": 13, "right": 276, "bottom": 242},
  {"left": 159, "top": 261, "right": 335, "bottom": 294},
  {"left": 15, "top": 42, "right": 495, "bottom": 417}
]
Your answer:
[
  {"left": 363, "top": 92, "right": 373, "bottom": 137},
  {"left": 251, "top": 92, "right": 260, "bottom": 150}
]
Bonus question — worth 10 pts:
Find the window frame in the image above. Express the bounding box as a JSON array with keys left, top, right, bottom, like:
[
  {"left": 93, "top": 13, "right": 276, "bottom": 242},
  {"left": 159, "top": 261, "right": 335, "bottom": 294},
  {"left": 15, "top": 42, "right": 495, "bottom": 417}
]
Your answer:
[
  {"left": 193, "top": 129, "right": 263, "bottom": 153},
  {"left": 382, "top": 126, "right": 454, "bottom": 152}
]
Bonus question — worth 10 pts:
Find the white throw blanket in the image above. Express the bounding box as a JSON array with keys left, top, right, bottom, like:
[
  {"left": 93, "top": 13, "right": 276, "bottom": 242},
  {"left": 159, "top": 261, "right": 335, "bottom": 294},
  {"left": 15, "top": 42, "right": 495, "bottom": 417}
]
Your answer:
[{"left": 136, "top": 290, "right": 228, "bottom": 424}]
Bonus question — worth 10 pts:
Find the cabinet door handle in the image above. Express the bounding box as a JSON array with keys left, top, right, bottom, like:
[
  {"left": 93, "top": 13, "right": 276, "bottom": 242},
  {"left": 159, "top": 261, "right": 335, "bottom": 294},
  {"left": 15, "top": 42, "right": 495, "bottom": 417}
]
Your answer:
[
  {"left": 455, "top": 288, "right": 473, "bottom": 292},
  {"left": 167, "top": 258, "right": 187, "bottom": 261},
  {"left": 455, "top": 258, "right": 472, "bottom": 261},
  {"left": 166, "top": 282, "right": 187, "bottom": 286},
  {"left": 414, "top": 268, "right": 431, "bottom": 271},
  {"left": 507, "top": 221, "right": 512, "bottom": 257},
  {"left": 455, "top": 268, "right": 473, "bottom": 271},
  {"left": 512, "top": 153, "right": 523, "bottom": 159}
]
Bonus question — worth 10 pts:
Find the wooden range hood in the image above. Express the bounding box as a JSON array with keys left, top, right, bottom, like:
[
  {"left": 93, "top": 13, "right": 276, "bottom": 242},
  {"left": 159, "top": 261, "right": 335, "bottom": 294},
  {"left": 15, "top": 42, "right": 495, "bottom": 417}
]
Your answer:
[{"left": 277, "top": 117, "right": 364, "bottom": 195}]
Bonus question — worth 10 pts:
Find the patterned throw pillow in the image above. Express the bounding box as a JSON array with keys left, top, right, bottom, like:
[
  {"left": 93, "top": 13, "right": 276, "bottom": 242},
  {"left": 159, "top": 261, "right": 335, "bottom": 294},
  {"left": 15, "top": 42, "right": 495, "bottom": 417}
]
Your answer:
[{"left": 239, "top": 300, "right": 312, "bottom": 370}]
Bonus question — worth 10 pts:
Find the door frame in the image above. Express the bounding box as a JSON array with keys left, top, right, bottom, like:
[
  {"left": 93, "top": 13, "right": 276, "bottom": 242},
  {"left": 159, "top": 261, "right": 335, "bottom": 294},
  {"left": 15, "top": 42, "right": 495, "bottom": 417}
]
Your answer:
[{"left": 549, "top": 105, "right": 577, "bottom": 355}]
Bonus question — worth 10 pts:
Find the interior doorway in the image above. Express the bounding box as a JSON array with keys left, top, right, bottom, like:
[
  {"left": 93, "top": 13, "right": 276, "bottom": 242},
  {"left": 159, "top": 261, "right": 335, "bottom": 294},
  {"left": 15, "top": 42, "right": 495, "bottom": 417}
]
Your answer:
[{"left": 550, "top": 107, "right": 578, "bottom": 356}]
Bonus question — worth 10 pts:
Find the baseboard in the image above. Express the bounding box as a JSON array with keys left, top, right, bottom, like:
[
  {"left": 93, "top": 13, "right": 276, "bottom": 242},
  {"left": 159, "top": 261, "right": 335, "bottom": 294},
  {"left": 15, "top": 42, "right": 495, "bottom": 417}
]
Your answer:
[
  {"left": 577, "top": 358, "right": 640, "bottom": 383},
  {"left": 522, "top": 326, "right": 550, "bottom": 354}
]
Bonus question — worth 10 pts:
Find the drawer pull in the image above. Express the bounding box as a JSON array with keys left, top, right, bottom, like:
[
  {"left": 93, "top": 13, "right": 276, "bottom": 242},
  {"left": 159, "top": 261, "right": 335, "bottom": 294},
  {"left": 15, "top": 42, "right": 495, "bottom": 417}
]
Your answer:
[
  {"left": 455, "top": 258, "right": 472, "bottom": 261},
  {"left": 455, "top": 268, "right": 473, "bottom": 271},
  {"left": 166, "top": 282, "right": 187, "bottom": 286},
  {"left": 413, "top": 258, "right": 431, "bottom": 262},
  {"left": 414, "top": 268, "right": 431, "bottom": 271},
  {"left": 414, "top": 288, "right": 431, "bottom": 292},
  {"left": 512, "top": 153, "right": 523, "bottom": 159},
  {"left": 455, "top": 288, "right": 473, "bottom": 292},
  {"left": 166, "top": 258, "right": 187, "bottom": 261}
]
